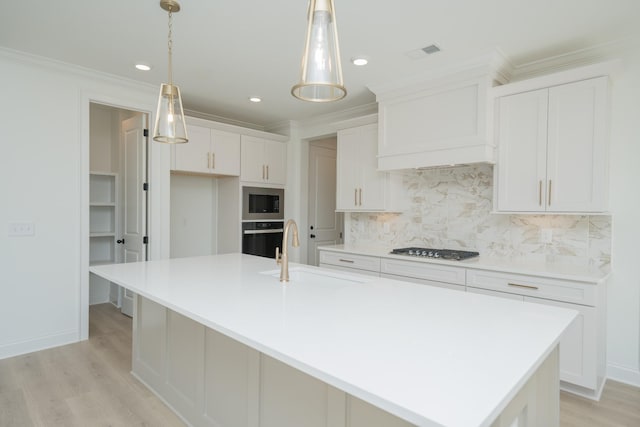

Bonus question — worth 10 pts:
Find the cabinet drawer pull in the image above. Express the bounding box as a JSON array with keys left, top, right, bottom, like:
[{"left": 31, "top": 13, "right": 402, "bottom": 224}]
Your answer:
[
  {"left": 339, "top": 258, "right": 355, "bottom": 264},
  {"left": 539, "top": 180, "right": 542, "bottom": 206},
  {"left": 508, "top": 282, "right": 539, "bottom": 290}
]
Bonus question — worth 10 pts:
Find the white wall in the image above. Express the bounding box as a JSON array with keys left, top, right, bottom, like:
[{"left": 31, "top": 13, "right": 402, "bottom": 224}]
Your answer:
[
  {"left": 605, "top": 50, "right": 640, "bottom": 385},
  {"left": 0, "top": 49, "right": 167, "bottom": 359}
]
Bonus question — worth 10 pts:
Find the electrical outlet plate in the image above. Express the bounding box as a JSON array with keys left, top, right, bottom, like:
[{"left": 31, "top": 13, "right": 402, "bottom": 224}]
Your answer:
[{"left": 8, "top": 222, "right": 35, "bottom": 237}]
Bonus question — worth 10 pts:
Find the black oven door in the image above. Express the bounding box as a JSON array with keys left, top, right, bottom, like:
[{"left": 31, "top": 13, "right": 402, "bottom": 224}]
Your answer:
[{"left": 242, "top": 221, "right": 284, "bottom": 259}]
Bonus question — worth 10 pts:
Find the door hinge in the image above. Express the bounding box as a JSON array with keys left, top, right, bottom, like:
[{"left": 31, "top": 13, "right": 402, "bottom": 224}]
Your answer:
[
  {"left": 143, "top": 236, "right": 149, "bottom": 245},
  {"left": 143, "top": 183, "right": 149, "bottom": 191},
  {"left": 143, "top": 129, "right": 149, "bottom": 137}
]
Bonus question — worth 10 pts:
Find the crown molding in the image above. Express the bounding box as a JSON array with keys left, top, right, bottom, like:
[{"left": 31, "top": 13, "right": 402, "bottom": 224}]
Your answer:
[
  {"left": 509, "top": 37, "right": 640, "bottom": 81},
  {"left": 182, "top": 108, "right": 267, "bottom": 131},
  {"left": 0, "top": 47, "right": 157, "bottom": 94},
  {"left": 368, "top": 48, "right": 514, "bottom": 98}
]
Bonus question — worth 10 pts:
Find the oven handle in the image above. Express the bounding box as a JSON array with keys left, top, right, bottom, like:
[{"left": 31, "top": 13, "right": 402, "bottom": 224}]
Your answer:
[{"left": 243, "top": 229, "right": 284, "bottom": 235}]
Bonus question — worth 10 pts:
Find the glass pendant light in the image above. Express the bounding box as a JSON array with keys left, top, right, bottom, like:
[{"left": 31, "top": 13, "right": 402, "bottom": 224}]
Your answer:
[
  {"left": 291, "top": 0, "right": 346, "bottom": 102},
  {"left": 153, "top": 0, "right": 188, "bottom": 144}
]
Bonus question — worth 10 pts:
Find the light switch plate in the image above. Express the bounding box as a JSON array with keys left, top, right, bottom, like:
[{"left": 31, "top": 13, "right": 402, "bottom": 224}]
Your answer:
[{"left": 8, "top": 222, "right": 35, "bottom": 237}]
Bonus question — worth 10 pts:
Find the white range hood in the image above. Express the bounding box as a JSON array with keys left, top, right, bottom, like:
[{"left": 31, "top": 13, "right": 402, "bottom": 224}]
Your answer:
[{"left": 369, "top": 50, "right": 512, "bottom": 170}]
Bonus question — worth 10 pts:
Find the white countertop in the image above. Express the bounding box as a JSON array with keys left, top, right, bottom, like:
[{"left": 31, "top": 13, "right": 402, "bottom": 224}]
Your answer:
[
  {"left": 90, "top": 253, "right": 576, "bottom": 427},
  {"left": 319, "top": 244, "right": 610, "bottom": 283}
]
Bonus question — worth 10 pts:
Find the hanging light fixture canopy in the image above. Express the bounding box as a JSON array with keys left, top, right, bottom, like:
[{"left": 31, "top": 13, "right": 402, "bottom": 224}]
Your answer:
[
  {"left": 153, "top": 0, "right": 188, "bottom": 144},
  {"left": 291, "top": 0, "right": 346, "bottom": 102}
]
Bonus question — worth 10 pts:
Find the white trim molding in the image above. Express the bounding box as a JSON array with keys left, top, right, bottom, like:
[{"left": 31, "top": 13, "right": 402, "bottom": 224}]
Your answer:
[{"left": 607, "top": 363, "right": 640, "bottom": 388}]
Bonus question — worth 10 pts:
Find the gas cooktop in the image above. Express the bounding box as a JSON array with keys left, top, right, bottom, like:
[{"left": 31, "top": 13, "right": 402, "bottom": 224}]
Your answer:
[{"left": 390, "top": 247, "right": 479, "bottom": 261}]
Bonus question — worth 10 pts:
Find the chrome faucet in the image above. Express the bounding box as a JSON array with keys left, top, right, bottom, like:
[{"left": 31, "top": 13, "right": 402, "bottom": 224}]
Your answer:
[{"left": 276, "top": 219, "right": 300, "bottom": 282}]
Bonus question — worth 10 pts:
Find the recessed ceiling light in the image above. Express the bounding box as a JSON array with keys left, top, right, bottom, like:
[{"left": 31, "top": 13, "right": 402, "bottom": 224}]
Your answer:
[
  {"left": 249, "top": 97, "right": 262, "bottom": 103},
  {"left": 351, "top": 57, "right": 368, "bottom": 66},
  {"left": 135, "top": 63, "right": 151, "bottom": 71}
]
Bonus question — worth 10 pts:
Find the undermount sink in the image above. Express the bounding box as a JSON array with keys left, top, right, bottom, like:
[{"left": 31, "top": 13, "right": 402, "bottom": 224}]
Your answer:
[{"left": 261, "top": 266, "right": 371, "bottom": 286}]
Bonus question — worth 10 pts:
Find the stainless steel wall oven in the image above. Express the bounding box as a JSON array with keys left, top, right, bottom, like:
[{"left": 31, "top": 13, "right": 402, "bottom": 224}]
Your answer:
[{"left": 241, "top": 186, "right": 284, "bottom": 259}]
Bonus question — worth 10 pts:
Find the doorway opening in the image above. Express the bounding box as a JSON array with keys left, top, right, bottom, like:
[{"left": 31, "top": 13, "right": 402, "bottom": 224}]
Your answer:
[
  {"left": 88, "top": 103, "right": 149, "bottom": 330},
  {"left": 307, "top": 136, "right": 343, "bottom": 266}
]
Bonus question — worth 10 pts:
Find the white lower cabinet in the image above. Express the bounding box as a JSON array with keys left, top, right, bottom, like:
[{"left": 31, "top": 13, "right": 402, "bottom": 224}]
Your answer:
[
  {"left": 467, "top": 269, "right": 606, "bottom": 398},
  {"left": 133, "top": 295, "right": 413, "bottom": 427}
]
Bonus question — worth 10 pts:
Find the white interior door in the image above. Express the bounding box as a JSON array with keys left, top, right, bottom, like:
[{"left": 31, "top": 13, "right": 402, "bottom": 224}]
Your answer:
[
  {"left": 307, "top": 140, "right": 343, "bottom": 266},
  {"left": 120, "top": 113, "right": 148, "bottom": 316}
]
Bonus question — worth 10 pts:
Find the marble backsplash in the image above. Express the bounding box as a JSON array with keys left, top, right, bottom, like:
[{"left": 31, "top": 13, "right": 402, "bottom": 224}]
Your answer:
[{"left": 348, "top": 164, "right": 611, "bottom": 267}]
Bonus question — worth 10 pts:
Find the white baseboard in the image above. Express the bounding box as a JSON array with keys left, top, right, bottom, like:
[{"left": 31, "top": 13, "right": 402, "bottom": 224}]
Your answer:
[
  {"left": 607, "top": 363, "right": 640, "bottom": 388},
  {"left": 0, "top": 330, "right": 78, "bottom": 360}
]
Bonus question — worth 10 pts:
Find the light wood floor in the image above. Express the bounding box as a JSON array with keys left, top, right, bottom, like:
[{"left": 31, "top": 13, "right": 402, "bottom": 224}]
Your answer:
[{"left": 1, "top": 304, "right": 639, "bottom": 427}]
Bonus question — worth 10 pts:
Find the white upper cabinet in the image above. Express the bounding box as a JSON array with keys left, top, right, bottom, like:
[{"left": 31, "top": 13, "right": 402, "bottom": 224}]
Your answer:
[
  {"left": 336, "top": 124, "right": 404, "bottom": 212},
  {"left": 240, "top": 135, "right": 286, "bottom": 185},
  {"left": 172, "top": 124, "right": 240, "bottom": 176},
  {"left": 495, "top": 76, "right": 609, "bottom": 213}
]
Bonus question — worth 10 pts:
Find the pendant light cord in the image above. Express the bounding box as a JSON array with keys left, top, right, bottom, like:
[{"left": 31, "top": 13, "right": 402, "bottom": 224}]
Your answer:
[{"left": 167, "top": 9, "right": 173, "bottom": 86}]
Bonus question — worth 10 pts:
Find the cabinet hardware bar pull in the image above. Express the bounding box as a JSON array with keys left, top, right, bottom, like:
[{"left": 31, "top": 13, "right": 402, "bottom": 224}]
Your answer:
[
  {"left": 207, "top": 153, "right": 211, "bottom": 169},
  {"left": 508, "top": 282, "right": 539, "bottom": 290},
  {"left": 339, "top": 259, "right": 355, "bottom": 263},
  {"left": 212, "top": 153, "right": 215, "bottom": 169},
  {"left": 266, "top": 165, "right": 269, "bottom": 180},
  {"left": 359, "top": 188, "right": 362, "bottom": 206},
  {"left": 262, "top": 165, "right": 265, "bottom": 180},
  {"left": 548, "top": 180, "right": 552, "bottom": 206},
  {"left": 539, "top": 180, "right": 542, "bottom": 206},
  {"left": 354, "top": 189, "right": 357, "bottom": 206}
]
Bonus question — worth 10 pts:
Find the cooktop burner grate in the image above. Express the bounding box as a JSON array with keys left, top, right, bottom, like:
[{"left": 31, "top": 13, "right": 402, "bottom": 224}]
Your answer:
[{"left": 390, "top": 247, "right": 479, "bottom": 261}]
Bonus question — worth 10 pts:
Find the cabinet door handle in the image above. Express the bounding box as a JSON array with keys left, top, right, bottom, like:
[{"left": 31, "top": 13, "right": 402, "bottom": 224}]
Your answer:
[
  {"left": 539, "top": 180, "right": 542, "bottom": 206},
  {"left": 354, "top": 189, "right": 358, "bottom": 206},
  {"left": 508, "top": 282, "right": 539, "bottom": 290},
  {"left": 266, "top": 165, "right": 269, "bottom": 180},
  {"left": 207, "top": 152, "right": 211, "bottom": 169},
  {"left": 548, "top": 180, "right": 552, "bottom": 206},
  {"left": 262, "top": 164, "right": 265, "bottom": 180},
  {"left": 212, "top": 152, "right": 215, "bottom": 170},
  {"left": 359, "top": 188, "right": 362, "bottom": 206},
  {"left": 339, "top": 258, "right": 355, "bottom": 264}
]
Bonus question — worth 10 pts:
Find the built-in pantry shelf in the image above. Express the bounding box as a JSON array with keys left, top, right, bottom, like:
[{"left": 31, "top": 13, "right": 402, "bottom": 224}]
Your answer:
[{"left": 89, "top": 172, "right": 118, "bottom": 305}]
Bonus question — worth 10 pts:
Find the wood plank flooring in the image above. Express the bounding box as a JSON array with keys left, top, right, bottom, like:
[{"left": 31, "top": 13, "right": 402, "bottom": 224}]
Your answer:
[
  {"left": 0, "top": 303, "right": 638, "bottom": 426},
  {"left": 0, "top": 304, "right": 185, "bottom": 427}
]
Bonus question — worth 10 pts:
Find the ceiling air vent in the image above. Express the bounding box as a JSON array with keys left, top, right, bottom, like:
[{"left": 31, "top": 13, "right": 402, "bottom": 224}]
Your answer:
[
  {"left": 422, "top": 44, "right": 440, "bottom": 55},
  {"left": 406, "top": 44, "right": 441, "bottom": 60}
]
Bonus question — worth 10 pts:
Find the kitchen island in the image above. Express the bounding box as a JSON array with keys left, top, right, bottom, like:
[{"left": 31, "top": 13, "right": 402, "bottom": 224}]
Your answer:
[{"left": 90, "top": 253, "right": 577, "bottom": 427}]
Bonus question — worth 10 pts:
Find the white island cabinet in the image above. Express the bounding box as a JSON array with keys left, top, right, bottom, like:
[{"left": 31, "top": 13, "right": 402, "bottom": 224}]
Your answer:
[{"left": 90, "top": 254, "right": 576, "bottom": 427}]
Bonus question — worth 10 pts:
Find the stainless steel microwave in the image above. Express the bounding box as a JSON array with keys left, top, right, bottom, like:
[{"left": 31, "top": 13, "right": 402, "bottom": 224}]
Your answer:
[{"left": 242, "top": 186, "right": 284, "bottom": 220}]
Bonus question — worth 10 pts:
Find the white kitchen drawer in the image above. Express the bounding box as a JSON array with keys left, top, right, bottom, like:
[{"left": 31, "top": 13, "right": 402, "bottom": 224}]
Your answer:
[
  {"left": 319, "top": 251, "right": 381, "bottom": 273},
  {"left": 467, "top": 287, "right": 524, "bottom": 301},
  {"left": 380, "top": 258, "right": 466, "bottom": 286},
  {"left": 466, "top": 269, "right": 596, "bottom": 306},
  {"left": 380, "top": 273, "right": 464, "bottom": 292},
  {"left": 319, "top": 263, "right": 380, "bottom": 277}
]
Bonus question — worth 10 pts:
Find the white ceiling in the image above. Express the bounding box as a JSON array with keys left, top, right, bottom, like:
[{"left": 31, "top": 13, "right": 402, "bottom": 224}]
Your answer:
[{"left": 1, "top": 0, "right": 639, "bottom": 128}]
